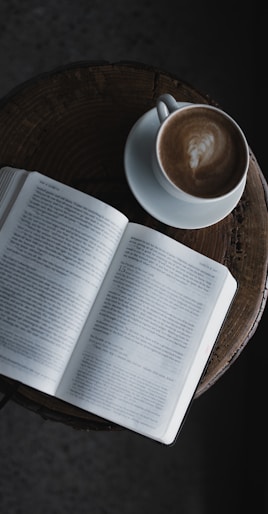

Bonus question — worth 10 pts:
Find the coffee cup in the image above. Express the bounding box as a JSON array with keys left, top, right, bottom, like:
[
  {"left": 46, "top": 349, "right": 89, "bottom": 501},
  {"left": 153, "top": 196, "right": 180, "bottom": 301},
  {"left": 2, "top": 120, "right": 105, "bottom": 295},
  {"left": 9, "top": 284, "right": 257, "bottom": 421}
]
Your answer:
[{"left": 152, "top": 94, "right": 249, "bottom": 205}]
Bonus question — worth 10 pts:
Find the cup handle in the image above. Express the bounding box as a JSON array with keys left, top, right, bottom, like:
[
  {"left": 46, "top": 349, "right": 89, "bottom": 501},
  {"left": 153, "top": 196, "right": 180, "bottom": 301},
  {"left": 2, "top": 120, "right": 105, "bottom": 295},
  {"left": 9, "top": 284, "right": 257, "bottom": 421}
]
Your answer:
[{"left": 156, "top": 94, "right": 178, "bottom": 123}]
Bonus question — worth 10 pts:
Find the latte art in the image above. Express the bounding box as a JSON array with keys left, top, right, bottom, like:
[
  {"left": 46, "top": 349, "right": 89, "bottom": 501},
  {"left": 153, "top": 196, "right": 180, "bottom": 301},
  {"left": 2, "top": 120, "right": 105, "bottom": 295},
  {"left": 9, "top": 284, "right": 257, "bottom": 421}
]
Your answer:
[
  {"left": 158, "top": 106, "right": 247, "bottom": 198},
  {"left": 187, "top": 132, "right": 215, "bottom": 171}
]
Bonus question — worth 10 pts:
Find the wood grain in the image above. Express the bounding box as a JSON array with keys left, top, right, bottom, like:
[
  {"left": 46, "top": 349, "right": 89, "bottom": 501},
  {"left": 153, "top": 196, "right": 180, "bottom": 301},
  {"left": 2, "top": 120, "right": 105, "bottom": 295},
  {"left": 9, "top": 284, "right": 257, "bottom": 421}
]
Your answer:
[{"left": 0, "top": 61, "right": 267, "bottom": 430}]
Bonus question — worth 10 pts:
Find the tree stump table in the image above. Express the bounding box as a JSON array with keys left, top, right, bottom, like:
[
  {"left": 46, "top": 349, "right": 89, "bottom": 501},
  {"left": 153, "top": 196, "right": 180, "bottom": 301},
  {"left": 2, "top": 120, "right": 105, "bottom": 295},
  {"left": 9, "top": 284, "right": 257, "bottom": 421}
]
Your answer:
[{"left": 0, "top": 61, "right": 267, "bottom": 430}]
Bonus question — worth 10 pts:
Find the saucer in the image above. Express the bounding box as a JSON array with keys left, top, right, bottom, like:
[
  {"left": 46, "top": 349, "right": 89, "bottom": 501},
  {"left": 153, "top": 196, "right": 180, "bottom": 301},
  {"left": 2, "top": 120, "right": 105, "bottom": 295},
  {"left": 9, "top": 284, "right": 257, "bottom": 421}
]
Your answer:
[{"left": 124, "top": 107, "right": 245, "bottom": 229}]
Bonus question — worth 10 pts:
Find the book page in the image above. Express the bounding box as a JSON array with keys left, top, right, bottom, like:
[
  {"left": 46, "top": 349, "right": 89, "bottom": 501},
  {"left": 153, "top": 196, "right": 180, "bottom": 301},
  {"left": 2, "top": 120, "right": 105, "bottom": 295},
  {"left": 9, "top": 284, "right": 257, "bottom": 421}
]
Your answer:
[
  {"left": 0, "top": 172, "right": 128, "bottom": 394},
  {"left": 0, "top": 167, "right": 28, "bottom": 228},
  {"left": 57, "top": 223, "right": 233, "bottom": 441}
]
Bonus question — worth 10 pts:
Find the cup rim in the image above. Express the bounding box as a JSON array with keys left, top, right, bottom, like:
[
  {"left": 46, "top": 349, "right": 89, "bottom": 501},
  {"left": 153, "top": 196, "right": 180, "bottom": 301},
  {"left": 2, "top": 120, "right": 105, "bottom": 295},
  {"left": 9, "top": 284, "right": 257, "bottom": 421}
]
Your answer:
[{"left": 155, "top": 103, "right": 249, "bottom": 202}]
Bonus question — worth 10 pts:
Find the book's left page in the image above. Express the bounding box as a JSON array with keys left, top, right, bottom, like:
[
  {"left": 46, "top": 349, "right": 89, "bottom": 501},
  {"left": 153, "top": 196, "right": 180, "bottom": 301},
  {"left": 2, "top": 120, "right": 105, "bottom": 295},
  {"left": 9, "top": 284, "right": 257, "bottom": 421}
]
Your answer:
[{"left": 0, "top": 168, "right": 128, "bottom": 395}]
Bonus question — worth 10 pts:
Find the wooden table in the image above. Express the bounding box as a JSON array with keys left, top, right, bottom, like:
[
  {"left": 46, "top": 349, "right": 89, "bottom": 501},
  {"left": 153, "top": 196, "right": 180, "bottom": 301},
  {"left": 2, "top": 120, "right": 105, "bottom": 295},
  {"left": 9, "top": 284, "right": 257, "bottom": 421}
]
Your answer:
[{"left": 0, "top": 61, "right": 267, "bottom": 430}]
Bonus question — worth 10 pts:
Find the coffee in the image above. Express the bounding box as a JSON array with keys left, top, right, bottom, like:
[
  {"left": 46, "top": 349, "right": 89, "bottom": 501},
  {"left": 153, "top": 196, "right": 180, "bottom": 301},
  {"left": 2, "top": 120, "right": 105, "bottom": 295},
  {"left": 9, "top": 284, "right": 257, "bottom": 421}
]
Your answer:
[{"left": 158, "top": 106, "right": 247, "bottom": 198}]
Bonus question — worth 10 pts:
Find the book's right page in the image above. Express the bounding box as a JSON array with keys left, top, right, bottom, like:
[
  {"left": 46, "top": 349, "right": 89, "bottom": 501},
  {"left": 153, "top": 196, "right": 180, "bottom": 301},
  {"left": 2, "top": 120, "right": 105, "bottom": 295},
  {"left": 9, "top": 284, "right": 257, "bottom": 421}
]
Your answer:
[{"left": 57, "top": 223, "right": 237, "bottom": 444}]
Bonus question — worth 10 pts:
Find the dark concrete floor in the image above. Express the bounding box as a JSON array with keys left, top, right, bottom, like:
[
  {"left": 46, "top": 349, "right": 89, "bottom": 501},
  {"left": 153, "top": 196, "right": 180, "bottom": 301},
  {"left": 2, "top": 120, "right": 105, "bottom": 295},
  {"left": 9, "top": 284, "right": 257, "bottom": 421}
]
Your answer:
[{"left": 0, "top": 1, "right": 267, "bottom": 513}]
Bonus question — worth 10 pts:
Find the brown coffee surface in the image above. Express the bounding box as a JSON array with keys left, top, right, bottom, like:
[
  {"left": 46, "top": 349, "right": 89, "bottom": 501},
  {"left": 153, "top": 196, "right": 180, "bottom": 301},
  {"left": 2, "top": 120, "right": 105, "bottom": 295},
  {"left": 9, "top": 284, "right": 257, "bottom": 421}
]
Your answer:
[{"left": 158, "top": 106, "right": 247, "bottom": 198}]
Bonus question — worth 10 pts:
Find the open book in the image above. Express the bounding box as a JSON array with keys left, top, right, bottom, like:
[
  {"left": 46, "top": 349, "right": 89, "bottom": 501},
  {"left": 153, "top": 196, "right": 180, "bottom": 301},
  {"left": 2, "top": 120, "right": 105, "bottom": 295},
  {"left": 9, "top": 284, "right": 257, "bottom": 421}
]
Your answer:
[{"left": 0, "top": 166, "right": 237, "bottom": 445}]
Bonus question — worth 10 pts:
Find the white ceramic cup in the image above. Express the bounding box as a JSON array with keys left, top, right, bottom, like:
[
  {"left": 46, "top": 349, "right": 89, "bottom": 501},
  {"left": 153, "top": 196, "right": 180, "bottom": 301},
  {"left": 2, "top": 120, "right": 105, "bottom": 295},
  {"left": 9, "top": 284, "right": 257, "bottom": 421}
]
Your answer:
[{"left": 152, "top": 94, "right": 249, "bottom": 205}]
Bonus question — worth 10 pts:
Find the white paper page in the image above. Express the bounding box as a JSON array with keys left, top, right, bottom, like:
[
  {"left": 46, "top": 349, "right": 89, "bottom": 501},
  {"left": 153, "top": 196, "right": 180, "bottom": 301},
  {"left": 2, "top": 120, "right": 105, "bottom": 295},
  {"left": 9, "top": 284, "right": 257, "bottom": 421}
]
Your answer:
[
  {"left": 0, "top": 167, "right": 28, "bottom": 228},
  {"left": 0, "top": 172, "right": 128, "bottom": 394},
  {"left": 57, "top": 223, "right": 232, "bottom": 441}
]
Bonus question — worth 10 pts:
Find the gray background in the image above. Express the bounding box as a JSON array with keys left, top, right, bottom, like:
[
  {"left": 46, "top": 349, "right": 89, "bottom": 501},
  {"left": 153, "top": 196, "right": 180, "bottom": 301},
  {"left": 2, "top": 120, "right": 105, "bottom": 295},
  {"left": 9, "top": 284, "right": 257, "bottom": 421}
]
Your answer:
[{"left": 0, "top": 1, "right": 267, "bottom": 513}]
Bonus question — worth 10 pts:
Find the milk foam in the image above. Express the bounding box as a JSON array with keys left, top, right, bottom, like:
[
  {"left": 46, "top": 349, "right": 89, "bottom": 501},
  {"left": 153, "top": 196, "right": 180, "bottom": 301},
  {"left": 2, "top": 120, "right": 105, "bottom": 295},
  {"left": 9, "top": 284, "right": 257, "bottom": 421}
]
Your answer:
[{"left": 187, "top": 132, "right": 215, "bottom": 171}]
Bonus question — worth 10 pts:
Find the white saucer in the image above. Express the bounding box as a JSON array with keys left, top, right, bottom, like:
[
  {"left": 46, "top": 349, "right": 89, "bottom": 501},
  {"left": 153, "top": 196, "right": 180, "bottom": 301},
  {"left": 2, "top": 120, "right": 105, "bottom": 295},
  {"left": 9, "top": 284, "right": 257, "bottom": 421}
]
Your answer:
[{"left": 124, "top": 107, "right": 245, "bottom": 229}]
